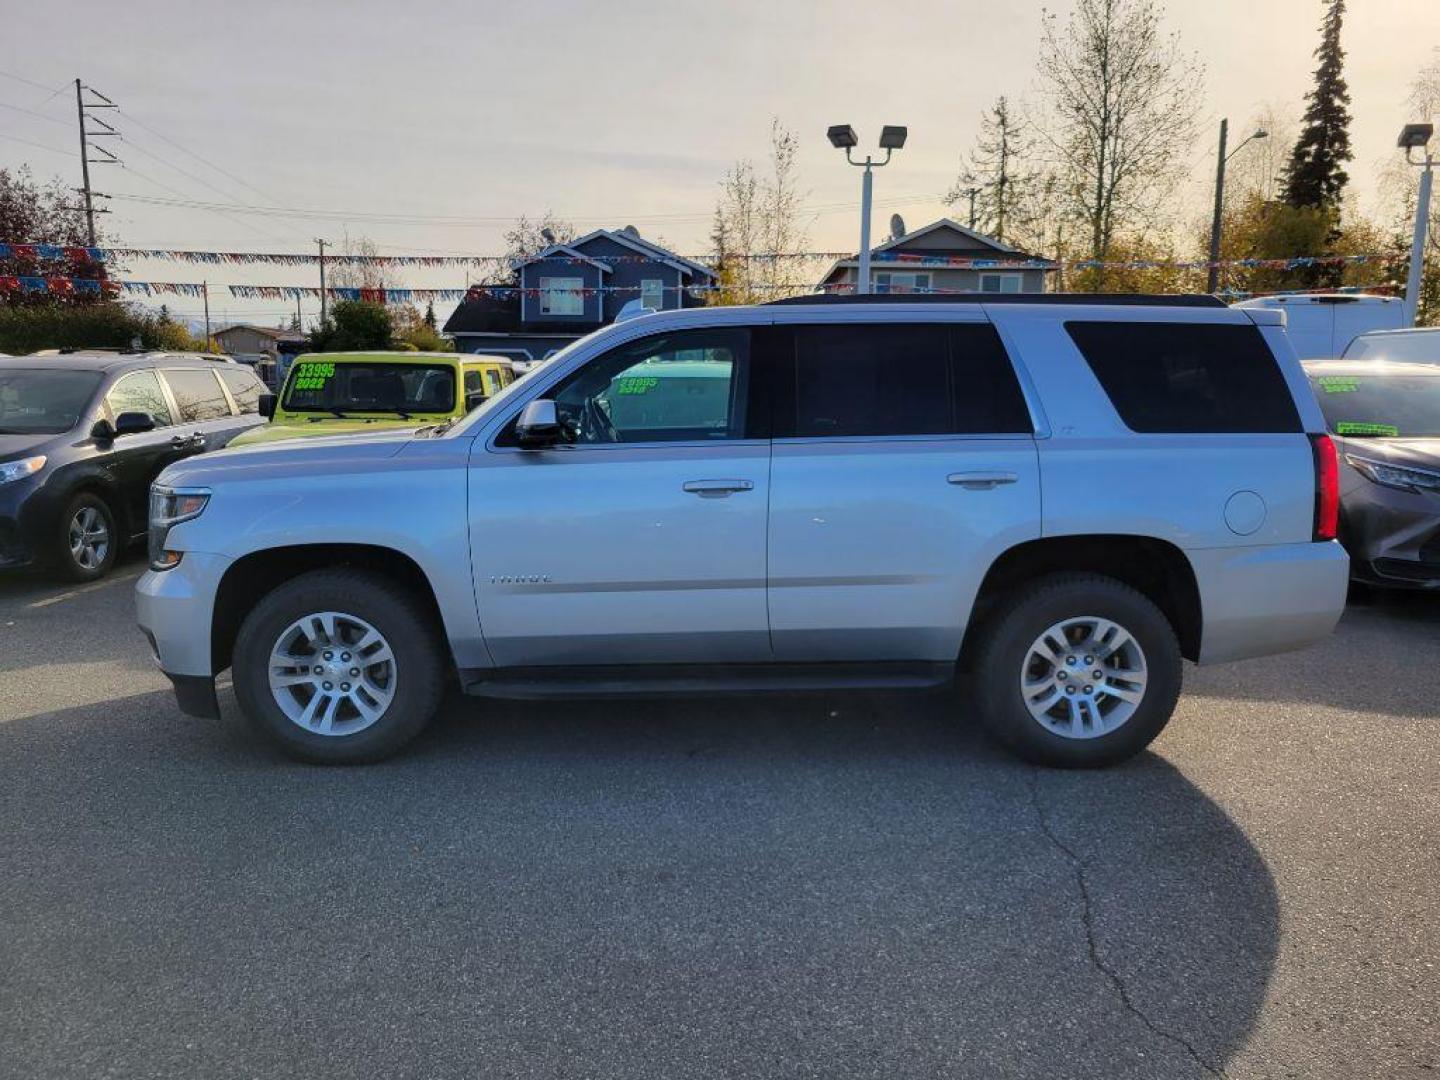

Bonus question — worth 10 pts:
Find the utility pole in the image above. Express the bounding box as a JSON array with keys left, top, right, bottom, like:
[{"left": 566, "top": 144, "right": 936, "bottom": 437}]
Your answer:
[
  {"left": 72, "top": 80, "right": 119, "bottom": 247},
  {"left": 1207, "top": 118, "right": 1268, "bottom": 294},
  {"left": 316, "top": 239, "right": 328, "bottom": 324},
  {"left": 203, "top": 281, "right": 211, "bottom": 350},
  {"left": 296, "top": 294, "right": 303, "bottom": 331},
  {"left": 1398, "top": 123, "right": 1435, "bottom": 327}
]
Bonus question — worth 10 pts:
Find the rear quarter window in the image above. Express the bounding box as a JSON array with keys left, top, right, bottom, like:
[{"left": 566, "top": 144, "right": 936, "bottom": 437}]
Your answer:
[{"left": 1065, "top": 321, "right": 1301, "bottom": 434}]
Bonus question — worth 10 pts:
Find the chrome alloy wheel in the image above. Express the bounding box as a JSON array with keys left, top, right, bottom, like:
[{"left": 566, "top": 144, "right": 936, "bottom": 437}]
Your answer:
[
  {"left": 68, "top": 506, "right": 110, "bottom": 571},
  {"left": 267, "top": 611, "right": 397, "bottom": 737},
  {"left": 1019, "top": 616, "right": 1148, "bottom": 740}
]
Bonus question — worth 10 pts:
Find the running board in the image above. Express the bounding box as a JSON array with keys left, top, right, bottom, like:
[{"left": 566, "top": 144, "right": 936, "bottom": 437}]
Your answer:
[{"left": 461, "top": 662, "right": 954, "bottom": 701}]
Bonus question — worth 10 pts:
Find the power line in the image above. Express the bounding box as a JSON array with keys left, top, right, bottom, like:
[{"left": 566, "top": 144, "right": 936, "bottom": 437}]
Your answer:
[
  {"left": 117, "top": 108, "right": 280, "bottom": 206},
  {"left": 0, "top": 98, "right": 71, "bottom": 127},
  {"left": 0, "top": 131, "right": 77, "bottom": 157},
  {"left": 102, "top": 189, "right": 946, "bottom": 228}
]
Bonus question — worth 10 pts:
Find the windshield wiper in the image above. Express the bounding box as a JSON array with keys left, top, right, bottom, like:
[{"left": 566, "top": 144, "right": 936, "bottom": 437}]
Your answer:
[{"left": 327, "top": 407, "right": 349, "bottom": 419}]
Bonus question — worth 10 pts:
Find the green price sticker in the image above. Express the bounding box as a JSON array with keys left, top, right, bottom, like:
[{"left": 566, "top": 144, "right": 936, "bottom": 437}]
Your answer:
[
  {"left": 1317, "top": 376, "right": 1360, "bottom": 394},
  {"left": 1335, "top": 421, "right": 1399, "bottom": 437},
  {"left": 291, "top": 361, "right": 335, "bottom": 391},
  {"left": 615, "top": 376, "right": 659, "bottom": 395}
]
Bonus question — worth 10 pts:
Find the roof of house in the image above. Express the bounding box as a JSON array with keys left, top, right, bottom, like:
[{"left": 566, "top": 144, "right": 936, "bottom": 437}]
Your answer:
[
  {"left": 214, "top": 323, "right": 306, "bottom": 342},
  {"left": 517, "top": 243, "right": 614, "bottom": 274},
  {"left": 818, "top": 218, "right": 1059, "bottom": 284},
  {"left": 513, "top": 228, "right": 718, "bottom": 281}
]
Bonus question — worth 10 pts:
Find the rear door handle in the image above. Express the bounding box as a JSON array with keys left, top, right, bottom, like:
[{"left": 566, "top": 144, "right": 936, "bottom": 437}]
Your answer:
[
  {"left": 683, "top": 479, "right": 754, "bottom": 497},
  {"left": 947, "top": 471, "right": 1018, "bottom": 490}
]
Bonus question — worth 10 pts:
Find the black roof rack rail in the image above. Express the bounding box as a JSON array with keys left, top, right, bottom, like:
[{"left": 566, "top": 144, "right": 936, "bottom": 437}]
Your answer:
[{"left": 764, "top": 292, "right": 1228, "bottom": 309}]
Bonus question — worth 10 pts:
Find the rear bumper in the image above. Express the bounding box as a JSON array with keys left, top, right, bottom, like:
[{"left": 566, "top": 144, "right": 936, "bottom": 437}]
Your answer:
[{"left": 1191, "top": 541, "right": 1349, "bottom": 664}]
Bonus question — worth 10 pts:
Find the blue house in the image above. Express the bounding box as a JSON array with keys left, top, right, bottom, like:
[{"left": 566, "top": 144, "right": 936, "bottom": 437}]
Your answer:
[{"left": 443, "top": 227, "right": 719, "bottom": 364}]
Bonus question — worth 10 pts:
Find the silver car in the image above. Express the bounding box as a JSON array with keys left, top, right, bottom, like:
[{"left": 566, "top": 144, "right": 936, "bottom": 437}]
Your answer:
[
  {"left": 1303, "top": 358, "right": 1440, "bottom": 589},
  {"left": 136, "top": 296, "right": 1349, "bottom": 767}
]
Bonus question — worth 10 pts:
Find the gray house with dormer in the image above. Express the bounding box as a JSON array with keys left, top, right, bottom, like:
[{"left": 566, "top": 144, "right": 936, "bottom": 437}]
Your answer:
[
  {"left": 444, "top": 227, "right": 719, "bottom": 363},
  {"left": 818, "top": 219, "right": 1057, "bottom": 296}
]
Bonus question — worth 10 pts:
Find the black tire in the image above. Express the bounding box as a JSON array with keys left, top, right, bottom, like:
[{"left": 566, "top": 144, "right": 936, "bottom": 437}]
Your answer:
[
  {"left": 49, "top": 492, "right": 119, "bottom": 583},
  {"left": 232, "top": 568, "right": 446, "bottom": 764},
  {"left": 971, "top": 573, "right": 1182, "bottom": 768}
]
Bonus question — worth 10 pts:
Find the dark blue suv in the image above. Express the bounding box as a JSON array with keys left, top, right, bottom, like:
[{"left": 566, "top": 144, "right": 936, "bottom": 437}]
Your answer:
[{"left": 0, "top": 351, "right": 266, "bottom": 581}]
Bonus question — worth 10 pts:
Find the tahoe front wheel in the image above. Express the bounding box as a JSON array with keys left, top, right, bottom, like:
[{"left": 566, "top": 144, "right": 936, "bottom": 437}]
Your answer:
[
  {"left": 971, "top": 573, "right": 1182, "bottom": 768},
  {"left": 232, "top": 569, "right": 445, "bottom": 764}
]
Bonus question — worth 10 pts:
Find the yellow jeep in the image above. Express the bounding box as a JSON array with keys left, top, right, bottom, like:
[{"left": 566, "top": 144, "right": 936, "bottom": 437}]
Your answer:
[{"left": 230, "top": 351, "right": 516, "bottom": 447}]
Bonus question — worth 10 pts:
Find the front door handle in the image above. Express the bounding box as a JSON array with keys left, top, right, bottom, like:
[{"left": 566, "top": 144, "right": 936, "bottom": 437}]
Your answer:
[
  {"left": 683, "top": 479, "right": 754, "bottom": 497},
  {"left": 947, "top": 471, "right": 1018, "bottom": 490}
]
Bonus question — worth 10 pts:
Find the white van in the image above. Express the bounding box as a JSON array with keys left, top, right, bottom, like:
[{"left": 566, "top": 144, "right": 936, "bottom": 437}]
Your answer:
[{"left": 1232, "top": 293, "right": 1406, "bottom": 359}]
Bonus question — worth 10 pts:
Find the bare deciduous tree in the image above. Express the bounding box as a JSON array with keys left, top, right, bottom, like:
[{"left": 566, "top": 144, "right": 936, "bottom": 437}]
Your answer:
[
  {"left": 711, "top": 118, "right": 810, "bottom": 304},
  {"left": 1035, "top": 0, "right": 1205, "bottom": 286},
  {"left": 948, "top": 96, "right": 1039, "bottom": 246}
]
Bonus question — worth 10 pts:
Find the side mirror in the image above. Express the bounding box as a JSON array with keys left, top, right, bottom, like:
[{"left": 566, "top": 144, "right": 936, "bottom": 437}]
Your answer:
[
  {"left": 257, "top": 393, "right": 277, "bottom": 419},
  {"left": 90, "top": 418, "right": 116, "bottom": 442},
  {"left": 514, "top": 399, "right": 561, "bottom": 448},
  {"left": 113, "top": 412, "right": 156, "bottom": 437},
  {"left": 465, "top": 390, "right": 488, "bottom": 412}
]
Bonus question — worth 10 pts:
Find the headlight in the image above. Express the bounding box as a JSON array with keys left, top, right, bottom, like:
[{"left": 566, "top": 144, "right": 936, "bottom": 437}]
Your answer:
[
  {"left": 0, "top": 455, "right": 46, "bottom": 485},
  {"left": 1345, "top": 454, "right": 1440, "bottom": 495},
  {"left": 148, "top": 484, "right": 211, "bottom": 570}
]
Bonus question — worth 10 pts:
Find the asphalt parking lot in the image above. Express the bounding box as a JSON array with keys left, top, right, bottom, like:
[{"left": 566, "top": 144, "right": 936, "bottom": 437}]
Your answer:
[{"left": 1, "top": 556, "right": 1437, "bottom": 1080}]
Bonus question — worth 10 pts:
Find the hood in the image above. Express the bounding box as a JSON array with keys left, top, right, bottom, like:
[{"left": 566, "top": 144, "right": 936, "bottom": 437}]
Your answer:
[
  {"left": 229, "top": 416, "right": 422, "bottom": 447},
  {"left": 0, "top": 431, "right": 59, "bottom": 461},
  {"left": 1335, "top": 436, "right": 1440, "bottom": 471},
  {"left": 158, "top": 427, "right": 419, "bottom": 489}
]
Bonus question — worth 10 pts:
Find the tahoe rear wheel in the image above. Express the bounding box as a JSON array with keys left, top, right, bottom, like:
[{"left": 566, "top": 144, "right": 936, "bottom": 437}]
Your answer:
[
  {"left": 232, "top": 569, "right": 445, "bottom": 764},
  {"left": 971, "top": 573, "right": 1182, "bottom": 768}
]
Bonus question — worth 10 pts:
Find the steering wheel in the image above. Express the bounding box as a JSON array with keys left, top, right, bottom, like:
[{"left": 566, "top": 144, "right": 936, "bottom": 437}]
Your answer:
[{"left": 582, "top": 396, "right": 621, "bottom": 443}]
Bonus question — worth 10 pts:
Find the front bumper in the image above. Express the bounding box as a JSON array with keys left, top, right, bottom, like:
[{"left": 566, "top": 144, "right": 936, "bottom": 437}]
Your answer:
[
  {"left": 0, "top": 475, "right": 47, "bottom": 569},
  {"left": 1190, "top": 541, "right": 1350, "bottom": 664},
  {"left": 135, "top": 551, "right": 232, "bottom": 716},
  {"left": 1340, "top": 481, "right": 1440, "bottom": 590}
]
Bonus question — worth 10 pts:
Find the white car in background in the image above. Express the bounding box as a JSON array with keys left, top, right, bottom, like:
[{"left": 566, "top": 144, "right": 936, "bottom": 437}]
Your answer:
[
  {"left": 1342, "top": 327, "right": 1440, "bottom": 364},
  {"left": 1233, "top": 293, "right": 1407, "bottom": 360}
]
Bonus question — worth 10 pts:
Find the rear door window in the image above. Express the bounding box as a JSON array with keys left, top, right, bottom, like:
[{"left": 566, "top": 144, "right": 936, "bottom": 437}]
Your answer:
[
  {"left": 217, "top": 367, "right": 266, "bottom": 414},
  {"left": 1066, "top": 321, "right": 1302, "bottom": 434},
  {"left": 161, "top": 368, "right": 233, "bottom": 423},
  {"left": 105, "top": 369, "right": 173, "bottom": 427},
  {"left": 778, "top": 323, "right": 1032, "bottom": 438}
]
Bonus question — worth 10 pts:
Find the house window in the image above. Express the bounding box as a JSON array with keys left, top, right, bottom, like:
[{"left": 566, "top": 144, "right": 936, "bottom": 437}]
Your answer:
[
  {"left": 979, "top": 273, "right": 1023, "bottom": 294},
  {"left": 539, "top": 277, "right": 584, "bottom": 316},
  {"left": 640, "top": 278, "right": 665, "bottom": 310},
  {"left": 874, "top": 272, "right": 932, "bottom": 295}
]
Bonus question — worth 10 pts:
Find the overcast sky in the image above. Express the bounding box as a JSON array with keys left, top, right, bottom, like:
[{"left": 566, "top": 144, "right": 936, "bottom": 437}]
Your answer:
[{"left": 3, "top": 0, "right": 1438, "bottom": 326}]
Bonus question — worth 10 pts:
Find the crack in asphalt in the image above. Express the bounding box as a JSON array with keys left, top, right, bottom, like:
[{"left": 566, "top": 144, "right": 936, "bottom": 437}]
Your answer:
[{"left": 1026, "top": 768, "right": 1226, "bottom": 1079}]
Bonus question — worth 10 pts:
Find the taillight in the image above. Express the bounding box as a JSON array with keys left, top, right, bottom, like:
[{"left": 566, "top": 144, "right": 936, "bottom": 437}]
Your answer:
[{"left": 1310, "top": 433, "right": 1339, "bottom": 541}]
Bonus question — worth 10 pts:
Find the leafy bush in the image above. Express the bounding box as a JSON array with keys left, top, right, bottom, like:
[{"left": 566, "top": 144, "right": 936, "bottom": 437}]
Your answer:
[{"left": 0, "top": 302, "right": 202, "bottom": 354}]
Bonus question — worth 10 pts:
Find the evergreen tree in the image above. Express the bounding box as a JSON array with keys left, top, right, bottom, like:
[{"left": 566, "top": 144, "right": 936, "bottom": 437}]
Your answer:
[
  {"left": 1283, "top": 0, "right": 1352, "bottom": 210},
  {"left": 424, "top": 300, "right": 437, "bottom": 331}
]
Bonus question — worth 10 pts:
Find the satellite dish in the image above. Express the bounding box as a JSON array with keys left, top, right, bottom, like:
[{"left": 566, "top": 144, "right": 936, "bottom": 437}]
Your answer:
[
  {"left": 540, "top": 227, "right": 556, "bottom": 244},
  {"left": 621, "top": 225, "right": 642, "bottom": 239},
  {"left": 889, "top": 214, "right": 907, "bottom": 241}
]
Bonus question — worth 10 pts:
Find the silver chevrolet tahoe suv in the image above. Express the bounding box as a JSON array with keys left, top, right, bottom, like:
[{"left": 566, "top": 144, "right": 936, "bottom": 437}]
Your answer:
[{"left": 136, "top": 295, "right": 1349, "bottom": 768}]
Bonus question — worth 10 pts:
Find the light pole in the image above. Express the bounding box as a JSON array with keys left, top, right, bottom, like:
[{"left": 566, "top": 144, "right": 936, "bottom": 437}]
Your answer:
[
  {"left": 828, "top": 124, "right": 908, "bottom": 294},
  {"left": 1206, "top": 118, "right": 1268, "bottom": 294},
  {"left": 1399, "top": 122, "right": 1435, "bottom": 327}
]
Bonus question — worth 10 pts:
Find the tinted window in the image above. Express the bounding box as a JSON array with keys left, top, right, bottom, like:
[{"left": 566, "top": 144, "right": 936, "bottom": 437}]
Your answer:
[
  {"left": 1067, "top": 321, "right": 1302, "bottom": 434},
  {"left": 218, "top": 367, "right": 266, "bottom": 414},
  {"left": 162, "top": 369, "right": 231, "bottom": 423},
  {"left": 282, "top": 361, "right": 455, "bottom": 414},
  {"left": 541, "top": 328, "right": 749, "bottom": 444},
  {"left": 106, "top": 369, "right": 173, "bottom": 427},
  {"left": 0, "top": 368, "right": 103, "bottom": 435},
  {"left": 783, "top": 323, "right": 1031, "bottom": 438},
  {"left": 1308, "top": 370, "right": 1440, "bottom": 438}
]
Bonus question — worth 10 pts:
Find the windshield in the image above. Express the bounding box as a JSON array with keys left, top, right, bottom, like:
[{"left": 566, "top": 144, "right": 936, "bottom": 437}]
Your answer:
[
  {"left": 1309, "top": 372, "right": 1440, "bottom": 438},
  {"left": 281, "top": 361, "right": 455, "bottom": 415},
  {"left": 0, "top": 368, "right": 103, "bottom": 435},
  {"left": 1342, "top": 333, "right": 1439, "bottom": 364}
]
